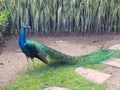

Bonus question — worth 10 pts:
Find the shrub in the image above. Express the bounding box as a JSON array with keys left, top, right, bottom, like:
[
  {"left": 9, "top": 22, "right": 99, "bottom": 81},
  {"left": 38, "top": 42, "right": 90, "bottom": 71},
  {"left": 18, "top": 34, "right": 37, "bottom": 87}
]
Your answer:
[
  {"left": 2, "top": 0, "right": 120, "bottom": 34},
  {"left": 0, "top": 11, "right": 9, "bottom": 43},
  {"left": 0, "top": 11, "right": 9, "bottom": 33}
]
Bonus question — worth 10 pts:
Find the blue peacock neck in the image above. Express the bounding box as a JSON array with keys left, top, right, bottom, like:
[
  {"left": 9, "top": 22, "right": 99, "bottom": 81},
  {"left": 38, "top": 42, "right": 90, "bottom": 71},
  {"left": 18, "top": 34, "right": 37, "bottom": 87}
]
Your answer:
[{"left": 18, "top": 29, "right": 26, "bottom": 49}]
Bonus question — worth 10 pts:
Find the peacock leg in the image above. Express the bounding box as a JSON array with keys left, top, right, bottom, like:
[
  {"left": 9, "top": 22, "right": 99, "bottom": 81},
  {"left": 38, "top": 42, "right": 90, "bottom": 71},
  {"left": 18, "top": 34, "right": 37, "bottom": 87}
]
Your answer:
[
  {"left": 26, "top": 56, "right": 30, "bottom": 71},
  {"left": 31, "top": 59, "right": 35, "bottom": 69}
]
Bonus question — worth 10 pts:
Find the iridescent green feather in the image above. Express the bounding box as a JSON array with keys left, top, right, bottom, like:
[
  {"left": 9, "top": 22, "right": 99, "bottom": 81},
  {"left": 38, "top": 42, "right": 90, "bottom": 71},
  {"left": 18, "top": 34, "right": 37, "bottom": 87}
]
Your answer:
[{"left": 32, "top": 40, "right": 118, "bottom": 65}]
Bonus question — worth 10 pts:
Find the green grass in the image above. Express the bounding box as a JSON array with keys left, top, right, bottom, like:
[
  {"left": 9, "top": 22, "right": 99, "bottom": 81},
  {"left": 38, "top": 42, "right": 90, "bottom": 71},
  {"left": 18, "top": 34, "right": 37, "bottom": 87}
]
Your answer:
[
  {"left": 6, "top": 61, "right": 106, "bottom": 90},
  {"left": 7, "top": 49, "right": 120, "bottom": 90}
]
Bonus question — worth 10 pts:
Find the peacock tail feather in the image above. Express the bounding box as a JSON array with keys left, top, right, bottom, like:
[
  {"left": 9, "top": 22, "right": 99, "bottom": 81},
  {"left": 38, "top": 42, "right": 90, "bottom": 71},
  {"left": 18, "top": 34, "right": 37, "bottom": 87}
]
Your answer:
[
  {"left": 19, "top": 25, "right": 119, "bottom": 65},
  {"left": 32, "top": 40, "right": 118, "bottom": 65}
]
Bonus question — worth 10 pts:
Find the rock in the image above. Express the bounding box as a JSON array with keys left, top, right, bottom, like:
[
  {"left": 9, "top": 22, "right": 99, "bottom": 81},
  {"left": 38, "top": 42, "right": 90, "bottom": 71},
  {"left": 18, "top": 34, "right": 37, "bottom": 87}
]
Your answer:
[
  {"left": 102, "top": 58, "right": 120, "bottom": 68},
  {"left": 44, "top": 86, "right": 69, "bottom": 90},
  {"left": 109, "top": 44, "right": 120, "bottom": 50},
  {"left": 76, "top": 67, "right": 111, "bottom": 84}
]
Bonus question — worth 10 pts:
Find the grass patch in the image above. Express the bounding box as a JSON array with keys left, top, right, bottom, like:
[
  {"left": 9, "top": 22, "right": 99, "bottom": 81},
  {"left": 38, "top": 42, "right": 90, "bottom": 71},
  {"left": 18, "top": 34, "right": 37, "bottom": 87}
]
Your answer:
[
  {"left": 7, "top": 61, "right": 106, "bottom": 90},
  {"left": 7, "top": 49, "right": 120, "bottom": 90}
]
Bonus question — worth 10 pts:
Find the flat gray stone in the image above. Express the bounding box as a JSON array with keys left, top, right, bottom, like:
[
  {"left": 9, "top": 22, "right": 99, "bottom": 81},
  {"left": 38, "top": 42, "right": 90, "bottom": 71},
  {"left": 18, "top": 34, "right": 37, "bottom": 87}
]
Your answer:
[
  {"left": 44, "top": 87, "right": 68, "bottom": 90},
  {"left": 109, "top": 44, "right": 120, "bottom": 50},
  {"left": 75, "top": 67, "right": 111, "bottom": 84},
  {"left": 102, "top": 58, "right": 120, "bottom": 68}
]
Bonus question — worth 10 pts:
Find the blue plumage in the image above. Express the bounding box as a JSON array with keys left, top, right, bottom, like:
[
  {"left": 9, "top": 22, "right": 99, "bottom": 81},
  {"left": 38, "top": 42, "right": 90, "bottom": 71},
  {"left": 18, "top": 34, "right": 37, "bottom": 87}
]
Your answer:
[
  {"left": 18, "top": 25, "right": 48, "bottom": 64},
  {"left": 18, "top": 24, "right": 115, "bottom": 67}
]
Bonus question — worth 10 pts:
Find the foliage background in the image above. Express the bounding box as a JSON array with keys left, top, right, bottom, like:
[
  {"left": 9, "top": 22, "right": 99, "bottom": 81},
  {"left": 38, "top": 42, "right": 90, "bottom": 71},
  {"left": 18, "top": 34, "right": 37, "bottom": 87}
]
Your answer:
[
  {"left": 0, "top": 10, "right": 9, "bottom": 42},
  {"left": 0, "top": 11, "right": 9, "bottom": 32},
  {"left": 0, "top": 0, "right": 120, "bottom": 35}
]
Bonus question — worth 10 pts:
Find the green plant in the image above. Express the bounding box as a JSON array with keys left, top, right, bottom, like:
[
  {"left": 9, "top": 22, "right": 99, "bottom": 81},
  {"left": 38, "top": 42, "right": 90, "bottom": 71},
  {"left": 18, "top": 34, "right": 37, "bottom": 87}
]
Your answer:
[
  {"left": 0, "top": 11, "right": 9, "bottom": 43},
  {"left": 1, "top": 0, "right": 120, "bottom": 34},
  {"left": 0, "top": 11, "right": 9, "bottom": 33},
  {"left": 7, "top": 62, "right": 106, "bottom": 90}
]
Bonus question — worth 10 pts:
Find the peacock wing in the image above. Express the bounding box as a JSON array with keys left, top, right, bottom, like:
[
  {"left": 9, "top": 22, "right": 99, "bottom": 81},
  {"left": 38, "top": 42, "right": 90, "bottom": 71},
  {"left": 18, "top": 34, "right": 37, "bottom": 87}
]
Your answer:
[{"left": 25, "top": 40, "right": 48, "bottom": 64}]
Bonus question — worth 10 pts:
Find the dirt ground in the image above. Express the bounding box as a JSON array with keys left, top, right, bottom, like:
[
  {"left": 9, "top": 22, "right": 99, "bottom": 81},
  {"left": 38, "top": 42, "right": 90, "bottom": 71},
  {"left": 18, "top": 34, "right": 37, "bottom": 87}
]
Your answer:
[{"left": 1, "top": 34, "right": 120, "bottom": 90}]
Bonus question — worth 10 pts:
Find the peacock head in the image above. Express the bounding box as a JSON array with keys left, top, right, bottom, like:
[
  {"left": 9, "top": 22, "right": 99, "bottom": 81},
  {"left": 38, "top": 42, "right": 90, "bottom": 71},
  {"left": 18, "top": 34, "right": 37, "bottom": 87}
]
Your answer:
[{"left": 22, "top": 24, "right": 31, "bottom": 30}]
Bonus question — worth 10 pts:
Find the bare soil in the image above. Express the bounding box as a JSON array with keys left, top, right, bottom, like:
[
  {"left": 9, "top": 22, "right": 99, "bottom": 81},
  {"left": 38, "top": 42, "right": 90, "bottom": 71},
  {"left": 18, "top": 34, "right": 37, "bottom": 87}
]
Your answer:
[{"left": 1, "top": 35, "right": 120, "bottom": 90}]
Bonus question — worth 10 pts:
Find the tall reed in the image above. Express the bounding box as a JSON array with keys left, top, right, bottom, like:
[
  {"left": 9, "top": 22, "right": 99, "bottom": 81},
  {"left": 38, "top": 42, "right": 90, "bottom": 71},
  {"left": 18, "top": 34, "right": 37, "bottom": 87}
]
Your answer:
[{"left": 1, "top": 0, "right": 120, "bottom": 34}]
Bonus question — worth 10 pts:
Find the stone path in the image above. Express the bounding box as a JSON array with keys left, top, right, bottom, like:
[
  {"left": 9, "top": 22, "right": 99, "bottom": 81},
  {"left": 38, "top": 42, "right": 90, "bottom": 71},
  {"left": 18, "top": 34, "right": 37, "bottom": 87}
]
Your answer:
[
  {"left": 44, "top": 87, "right": 68, "bottom": 90},
  {"left": 72, "top": 44, "right": 120, "bottom": 85},
  {"left": 73, "top": 44, "right": 120, "bottom": 84},
  {"left": 101, "top": 44, "right": 120, "bottom": 68},
  {"left": 102, "top": 58, "right": 120, "bottom": 68},
  {"left": 109, "top": 44, "right": 120, "bottom": 50},
  {"left": 75, "top": 67, "right": 111, "bottom": 84}
]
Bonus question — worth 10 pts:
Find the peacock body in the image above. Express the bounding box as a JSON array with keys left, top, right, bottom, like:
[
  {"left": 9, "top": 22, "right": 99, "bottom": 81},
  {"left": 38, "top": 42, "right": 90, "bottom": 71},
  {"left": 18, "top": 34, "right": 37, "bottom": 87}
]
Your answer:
[{"left": 18, "top": 25, "right": 116, "bottom": 65}]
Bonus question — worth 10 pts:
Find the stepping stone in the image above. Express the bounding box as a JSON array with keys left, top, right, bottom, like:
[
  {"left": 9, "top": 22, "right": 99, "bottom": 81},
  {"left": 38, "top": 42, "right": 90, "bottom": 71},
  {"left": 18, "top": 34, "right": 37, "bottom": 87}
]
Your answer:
[
  {"left": 44, "top": 87, "right": 68, "bottom": 90},
  {"left": 75, "top": 67, "right": 111, "bottom": 84},
  {"left": 109, "top": 44, "right": 120, "bottom": 50},
  {"left": 102, "top": 58, "right": 120, "bottom": 68}
]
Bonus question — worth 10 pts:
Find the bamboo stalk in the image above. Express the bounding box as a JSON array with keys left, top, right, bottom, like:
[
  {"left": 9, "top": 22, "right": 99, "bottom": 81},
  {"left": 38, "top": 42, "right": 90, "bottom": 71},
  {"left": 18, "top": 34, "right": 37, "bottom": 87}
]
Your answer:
[{"left": 1, "top": 0, "right": 119, "bottom": 34}]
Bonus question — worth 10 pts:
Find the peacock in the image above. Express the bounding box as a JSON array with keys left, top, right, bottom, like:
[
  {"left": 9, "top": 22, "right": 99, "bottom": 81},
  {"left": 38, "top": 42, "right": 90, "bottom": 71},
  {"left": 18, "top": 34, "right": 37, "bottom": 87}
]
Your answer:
[{"left": 18, "top": 24, "right": 117, "bottom": 68}]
